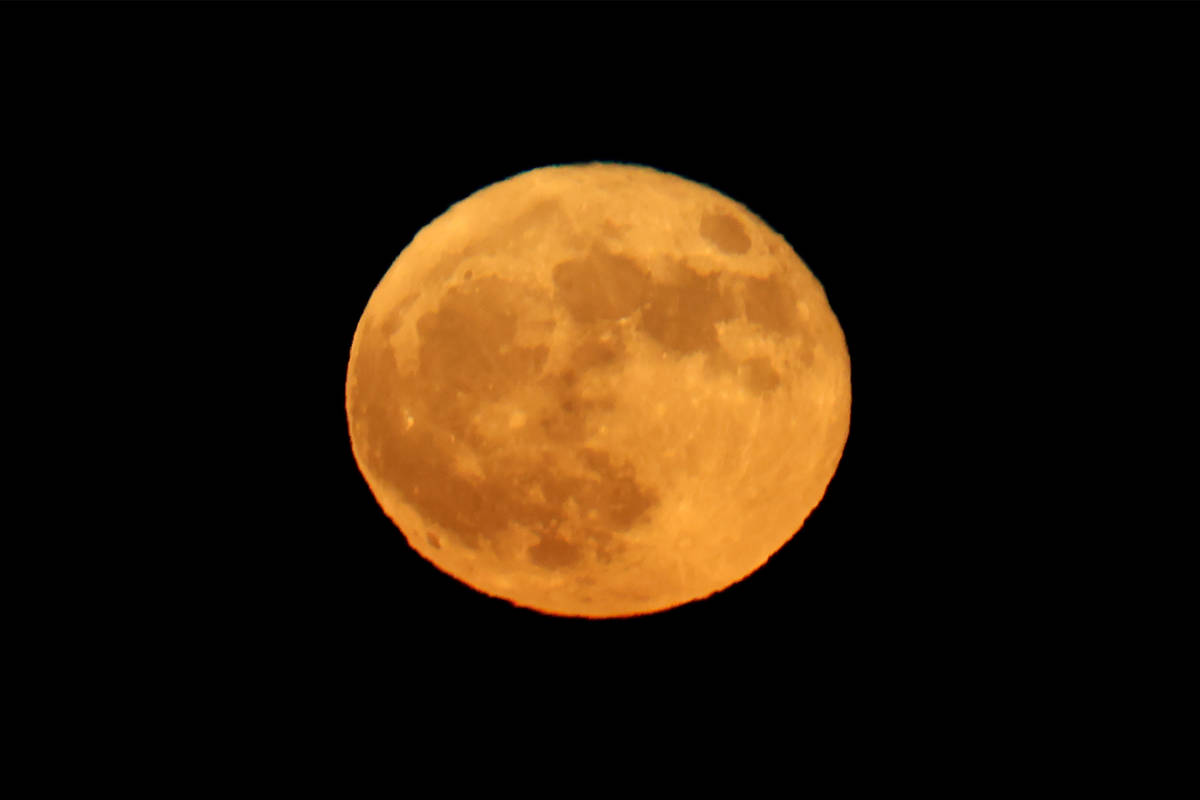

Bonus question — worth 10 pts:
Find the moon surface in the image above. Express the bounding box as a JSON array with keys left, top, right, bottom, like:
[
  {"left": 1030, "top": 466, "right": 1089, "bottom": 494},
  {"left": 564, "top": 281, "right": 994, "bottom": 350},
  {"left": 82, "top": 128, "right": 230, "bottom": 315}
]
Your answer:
[{"left": 345, "top": 163, "right": 851, "bottom": 618}]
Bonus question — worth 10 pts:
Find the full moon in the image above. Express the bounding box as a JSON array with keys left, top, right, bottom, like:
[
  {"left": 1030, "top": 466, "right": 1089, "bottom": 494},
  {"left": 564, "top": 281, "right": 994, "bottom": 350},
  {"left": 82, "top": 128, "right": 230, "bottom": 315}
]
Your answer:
[{"left": 346, "top": 163, "right": 851, "bottom": 618}]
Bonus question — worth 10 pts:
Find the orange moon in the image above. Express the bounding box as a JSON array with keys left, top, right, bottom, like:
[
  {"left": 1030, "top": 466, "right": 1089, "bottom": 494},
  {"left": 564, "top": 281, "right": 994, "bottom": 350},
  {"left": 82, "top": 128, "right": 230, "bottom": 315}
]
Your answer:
[{"left": 345, "top": 163, "right": 851, "bottom": 617}]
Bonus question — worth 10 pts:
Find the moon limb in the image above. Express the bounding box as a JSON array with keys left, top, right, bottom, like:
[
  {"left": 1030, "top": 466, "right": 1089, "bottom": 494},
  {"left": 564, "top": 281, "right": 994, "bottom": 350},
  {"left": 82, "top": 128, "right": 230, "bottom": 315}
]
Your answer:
[{"left": 346, "top": 163, "right": 850, "bottom": 618}]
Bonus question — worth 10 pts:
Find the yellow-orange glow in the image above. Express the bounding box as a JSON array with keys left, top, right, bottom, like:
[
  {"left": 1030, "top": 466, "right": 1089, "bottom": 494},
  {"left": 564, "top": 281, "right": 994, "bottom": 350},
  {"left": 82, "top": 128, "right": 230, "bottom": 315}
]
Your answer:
[{"left": 346, "top": 163, "right": 850, "bottom": 617}]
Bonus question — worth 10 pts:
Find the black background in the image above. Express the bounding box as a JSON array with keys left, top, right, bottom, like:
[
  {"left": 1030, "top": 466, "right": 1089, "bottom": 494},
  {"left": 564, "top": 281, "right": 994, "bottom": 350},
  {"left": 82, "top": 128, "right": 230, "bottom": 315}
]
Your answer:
[{"left": 14, "top": 0, "right": 1187, "bottom": 723}]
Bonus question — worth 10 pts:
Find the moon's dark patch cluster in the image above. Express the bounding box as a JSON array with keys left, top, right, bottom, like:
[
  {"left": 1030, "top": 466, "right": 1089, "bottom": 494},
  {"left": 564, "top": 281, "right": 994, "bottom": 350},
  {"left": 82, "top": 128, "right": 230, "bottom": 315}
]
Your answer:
[
  {"left": 637, "top": 263, "right": 736, "bottom": 355},
  {"left": 352, "top": 274, "right": 659, "bottom": 571},
  {"left": 552, "top": 252, "right": 651, "bottom": 324},
  {"left": 700, "top": 212, "right": 752, "bottom": 254},
  {"left": 350, "top": 214, "right": 810, "bottom": 572}
]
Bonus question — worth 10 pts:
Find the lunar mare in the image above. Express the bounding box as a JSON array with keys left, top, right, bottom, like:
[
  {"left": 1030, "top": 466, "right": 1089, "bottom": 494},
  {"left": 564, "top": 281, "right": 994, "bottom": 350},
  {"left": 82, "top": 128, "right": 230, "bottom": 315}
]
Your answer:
[{"left": 346, "top": 163, "right": 851, "bottom": 617}]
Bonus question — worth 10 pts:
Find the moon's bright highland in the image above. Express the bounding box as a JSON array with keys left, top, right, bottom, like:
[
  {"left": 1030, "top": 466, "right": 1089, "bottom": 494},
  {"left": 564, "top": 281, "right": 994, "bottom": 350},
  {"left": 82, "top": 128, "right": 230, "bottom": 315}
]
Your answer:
[{"left": 346, "top": 163, "right": 851, "bottom": 618}]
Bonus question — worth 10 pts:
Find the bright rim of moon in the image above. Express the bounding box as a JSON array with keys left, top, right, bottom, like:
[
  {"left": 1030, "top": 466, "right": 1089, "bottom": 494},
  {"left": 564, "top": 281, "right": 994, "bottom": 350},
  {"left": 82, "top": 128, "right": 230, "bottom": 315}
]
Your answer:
[{"left": 346, "top": 163, "right": 851, "bottom": 618}]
